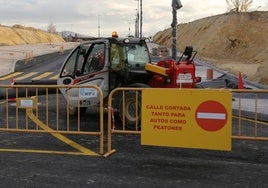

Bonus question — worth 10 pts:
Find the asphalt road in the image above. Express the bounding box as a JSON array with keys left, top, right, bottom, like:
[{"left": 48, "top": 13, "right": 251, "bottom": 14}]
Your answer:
[
  {"left": 0, "top": 49, "right": 72, "bottom": 86},
  {"left": 0, "top": 124, "right": 267, "bottom": 188},
  {"left": 0, "top": 51, "right": 267, "bottom": 187}
]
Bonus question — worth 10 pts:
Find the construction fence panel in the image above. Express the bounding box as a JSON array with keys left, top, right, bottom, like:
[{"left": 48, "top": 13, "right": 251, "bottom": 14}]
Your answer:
[
  {"left": 105, "top": 88, "right": 268, "bottom": 157},
  {"left": 0, "top": 85, "right": 104, "bottom": 156},
  {"left": 231, "top": 89, "right": 268, "bottom": 141}
]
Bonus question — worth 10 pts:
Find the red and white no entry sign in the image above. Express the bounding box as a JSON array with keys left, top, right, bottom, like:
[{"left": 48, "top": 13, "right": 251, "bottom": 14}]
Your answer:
[{"left": 195, "top": 100, "right": 228, "bottom": 132}]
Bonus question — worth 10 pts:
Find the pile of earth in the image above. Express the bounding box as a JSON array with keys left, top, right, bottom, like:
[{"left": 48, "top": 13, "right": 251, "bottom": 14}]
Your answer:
[
  {"left": 153, "top": 11, "right": 268, "bottom": 85},
  {"left": 0, "top": 24, "right": 64, "bottom": 46}
]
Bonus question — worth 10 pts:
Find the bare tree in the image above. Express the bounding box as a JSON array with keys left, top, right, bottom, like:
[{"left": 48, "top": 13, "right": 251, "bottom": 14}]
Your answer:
[
  {"left": 226, "top": 0, "right": 253, "bottom": 12},
  {"left": 47, "top": 22, "right": 56, "bottom": 33}
]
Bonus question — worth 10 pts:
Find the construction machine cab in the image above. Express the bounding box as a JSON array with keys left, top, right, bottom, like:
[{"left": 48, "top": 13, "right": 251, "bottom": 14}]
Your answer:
[{"left": 57, "top": 35, "right": 151, "bottom": 115}]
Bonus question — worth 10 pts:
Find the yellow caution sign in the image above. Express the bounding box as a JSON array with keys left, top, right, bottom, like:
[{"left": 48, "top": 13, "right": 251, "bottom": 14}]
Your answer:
[{"left": 141, "top": 89, "right": 232, "bottom": 151}]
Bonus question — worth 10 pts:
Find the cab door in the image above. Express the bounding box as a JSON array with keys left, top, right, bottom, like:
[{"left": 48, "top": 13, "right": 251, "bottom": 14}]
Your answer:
[
  {"left": 57, "top": 44, "right": 88, "bottom": 107},
  {"left": 58, "top": 45, "right": 81, "bottom": 86},
  {"left": 57, "top": 42, "right": 108, "bottom": 108}
]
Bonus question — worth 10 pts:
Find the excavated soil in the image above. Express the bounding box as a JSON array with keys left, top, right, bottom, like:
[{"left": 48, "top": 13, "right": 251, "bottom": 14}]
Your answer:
[
  {"left": 0, "top": 24, "right": 64, "bottom": 46},
  {"left": 153, "top": 11, "right": 268, "bottom": 85}
]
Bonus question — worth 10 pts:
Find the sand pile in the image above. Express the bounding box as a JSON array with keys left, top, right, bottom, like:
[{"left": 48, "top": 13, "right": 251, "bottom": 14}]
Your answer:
[
  {"left": 153, "top": 11, "right": 268, "bottom": 85},
  {"left": 0, "top": 24, "right": 64, "bottom": 46}
]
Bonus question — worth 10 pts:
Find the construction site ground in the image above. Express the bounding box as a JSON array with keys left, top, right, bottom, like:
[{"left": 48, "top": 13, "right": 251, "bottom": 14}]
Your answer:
[{"left": 0, "top": 43, "right": 267, "bottom": 188}]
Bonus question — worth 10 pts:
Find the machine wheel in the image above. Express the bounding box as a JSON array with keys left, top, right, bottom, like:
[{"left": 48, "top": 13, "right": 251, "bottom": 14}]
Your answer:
[
  {"left": 119, "top": 91, "right": 141, "bottom": 130},
  {"left": 69, "top": 106, "right": 87, "bottom": 116}
]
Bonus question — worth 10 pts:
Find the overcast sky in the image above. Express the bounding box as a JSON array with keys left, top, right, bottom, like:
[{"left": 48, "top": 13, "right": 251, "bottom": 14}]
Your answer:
[{"left": 0, "top": 0, "right": 267, "bottom": 37}]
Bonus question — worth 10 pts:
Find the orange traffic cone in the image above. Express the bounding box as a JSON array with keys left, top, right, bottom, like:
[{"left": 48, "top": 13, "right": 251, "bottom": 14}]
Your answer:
[{"left": 238, "top": 72, "right": 244, "bottom": 89}]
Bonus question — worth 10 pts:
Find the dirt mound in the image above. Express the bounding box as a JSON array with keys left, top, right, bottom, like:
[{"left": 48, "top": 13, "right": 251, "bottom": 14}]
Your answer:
[
  {"left": 0, "top": 24, "right": 64, "bottom": 46},
  {"left": 153, "top": 11, "right": 268, "bottom": 85}
]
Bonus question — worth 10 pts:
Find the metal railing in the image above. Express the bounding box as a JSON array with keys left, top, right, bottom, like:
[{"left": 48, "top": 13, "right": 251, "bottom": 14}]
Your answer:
[
  {"left": 105, "top": 88, "right": 268, "bottom": 157},
  {"left": 0, "top": 84, "right": 104, "bottom": 156},
  {"left": 231, "top": 89, "right": 268, "bottom": 141},
  {"left": 105, "top": 87, "right": 146, "bottom": 157},
  {"left": 1, "top": 85, "right": 267, "bottom": 157}
]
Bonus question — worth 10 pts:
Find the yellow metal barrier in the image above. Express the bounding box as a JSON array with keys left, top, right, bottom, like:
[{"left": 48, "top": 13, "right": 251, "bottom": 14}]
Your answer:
[
  {"left": 105, "top": 87, "right": 143, "bottom": 157},
  {"left": 0, "top": 84, "right": 104, "bottom": 156},
  {"left": 105, "top": 88, "right": 268, "bottom": 157},
  {"left": 231, "top": 89, "right": 268, "bottom": 141}
]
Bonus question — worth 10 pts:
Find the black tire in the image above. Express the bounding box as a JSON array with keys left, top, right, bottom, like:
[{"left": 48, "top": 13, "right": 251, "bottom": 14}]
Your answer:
[
  {"left": 69, "top": 106, "right": 87, "bottom": 116},
  {"left": 119, "top": 91, "right": 141, "bottom": 130}
]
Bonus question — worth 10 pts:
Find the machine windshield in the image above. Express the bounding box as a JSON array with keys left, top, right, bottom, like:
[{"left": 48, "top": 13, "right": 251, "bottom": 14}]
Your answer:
[
  {"left": 110, "top": 42, "right": 150, "bottom": 69},
  {"left": 125, "top": 43, "right": 150, "bottom": 67}
]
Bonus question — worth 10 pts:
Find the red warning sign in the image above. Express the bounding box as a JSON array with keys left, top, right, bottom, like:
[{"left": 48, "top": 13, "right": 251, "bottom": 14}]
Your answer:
[{"left": 195, "top": 100, "right": 227, "bottom": 132}]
